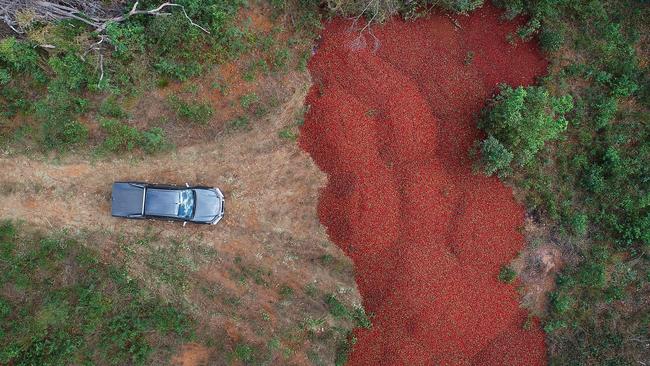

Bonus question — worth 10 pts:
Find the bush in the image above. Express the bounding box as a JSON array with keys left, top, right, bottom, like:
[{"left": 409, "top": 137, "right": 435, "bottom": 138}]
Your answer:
[
  {"left": 100, "top": 119, "right": 169, "bottom": 154},
  {"left": 273, "top": 48, "right": 291, "bottom": 70},
  {"left": 594, "top": 96, "right": 617, "bottom": 130},
  {"left": 0, "top": 37, "right": 46, "bottom": 82},
  {"left": 578, "top": 260, "right": 607, "bottom": 289},
  {"left": 141, "top": 127, "right": 169, "bottom": 154},
  {"left": 539, "top": 28, "right": 564, "bottom": 52},
  {"left": 550, "top": 292, "right": 573, "bottom": 314},
  {"left": 100, "top": 119, "right": 142, "bottom": 152},
  {"left": 99, "top": 97, "right": 128, "bottom": 119},
  {"left": 233, "top": 343, "right": 254, "bottom": 362},
  {"left": 476, "top": 85, "right": 573, "bottom": 176},
  {"left": 476, "top": 135, "right": 513, "bottom": 178},
  {"left": 41, "top": 119, "right": 88, "bottom": 151},
  {"left": 489, "top": 1, "right": 649, "bottom": 364},
  {"left": 569, "top": 212, "right": 588, "bottom": 235},
  {"left": 227, "top": 116, "right": 250, "bottom": 131},
  {"left": 240, "top": 92, "right": 259, "bottom": 110},
  {"left": 325, "top": 0, "right": 483, "bottom": 23},
  {"left": 168, "top": 95, "right": 214, "bottom": 124},
  {"left": 0, "top": 223, "right": 195, "bottom": 365},
  {"left": 325, "top": 294, "right": 348, "bottom": 318},
  {"left": 498, "top": 265, "right": 517, "bottom": 284}
]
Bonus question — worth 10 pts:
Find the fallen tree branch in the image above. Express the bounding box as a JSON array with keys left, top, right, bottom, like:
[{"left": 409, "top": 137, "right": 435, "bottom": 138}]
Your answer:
[
  {"left": 97, "top": 52, "right": 104, "bottom": 88},
  {"left": 1, "top": 1, "right": 210, "bottom": 35}
]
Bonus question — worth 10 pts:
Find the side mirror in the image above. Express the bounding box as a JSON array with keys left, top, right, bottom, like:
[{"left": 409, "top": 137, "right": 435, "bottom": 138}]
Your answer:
[{"left": 183, "top": 221, "right": 187, "bottom": 227}]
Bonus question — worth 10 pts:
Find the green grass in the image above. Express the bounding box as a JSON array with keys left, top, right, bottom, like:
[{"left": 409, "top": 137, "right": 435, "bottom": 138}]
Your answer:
[
  {"left": 0, "top": 221, "right": 196, "bottom": 365},
  {"left": 278, "top": 127, "right": 298, "bottom": 140},
  {"left": 168, "top": 95, "right": 214, "bottom": 125},
  {"left": 99, "top": 119, "right": 170, "bottom": 154}
]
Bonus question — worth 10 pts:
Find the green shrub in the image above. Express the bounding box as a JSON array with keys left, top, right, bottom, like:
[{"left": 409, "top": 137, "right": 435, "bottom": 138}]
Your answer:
[
  {"left": 48, "top": 53, "right": 92, "bottom": 91},
  {"left": 0, "top": 37, "right": 46, "bottom": 82},
  {"left": 327, "top": 0, "right": 484, "bottom": 22},
  {"left": 578, "top": 260, "right": 607, "bottom": 289},
  {"left": 273, "top": 48, "right": 291, "bottom": 70},
  {"left": 227, "top": 116, "right": 250, "bottom": 131},
  {"left": 243, "top": 59, "right": 269, "bottom": 81},
  {"left": 440, "top": 0, "right": 484, "bottom": 13},
  {"left": 476, "top": 135, "right": 513, "bottom": 178},
  {"left": 517, "top": 18, "right": 541, "bottom": 40},
  {"left": 233, "top": 343, "right": 254, "bottom": 362},
  {"left": 550, "top": 292, "right": 573, "bottom": 314},
  {"left": 240, "top": 92, "right": 259, "bottom": 110},
  {"left": 569, "top": 212, "right": 588, "bottom": 235},
  {"left": 352, "top": 307, "right": 372, "bottom": 329},
  {"left": 324, "top": 294, "right": 348, "bottom": 318},
  {"left": 498, "top": 265, "right": 517, "bottom": 284},
  {"left": 0, "top": 223, "right": 195, "bottom": 365},
  {"left": 105, "top": 22, "right": 147, "bottom": 62},
  {"left": 154, "top": 59, "right": 203, "bottom": 82},
  {"left": 0, "top": 69, "right": 10, "bottom": 85},
  {"left": 141, "top": 127, "right": 170, "bottom": 154},
  {"left": 278, "top": 128, "right": 298, "bottom": 140},
  {"left": 100, "top": 119, "right": 142, "bottom": 152},
  {"left": 42, "top": 119, "right": 88, "bottom": 151},
  {"left": 544, "top": 319, "right": 567, "bottom": 333},
  {"left": 168, "top": 95, "right": 214, "bottom": 124},
  {"left": 594, "top": 96, "right": 617, "bottom": 130},
  {"left": 539, "top": 28, "right": 564, "bottom": 52},
  {"left": 0, "top": 0, "right": 255, "bottom": 154},
  {"left": 489, "top": 1, "right": 649, "bottom": 364},
  {"left": 476, "top": 85, "right": 573, "bottom": 176},
  {"left": 99, "top": 97, "right": 128, "bottom": 119},
  {"left": 279, "top": 285, "right": 294, "bottom": 299}
]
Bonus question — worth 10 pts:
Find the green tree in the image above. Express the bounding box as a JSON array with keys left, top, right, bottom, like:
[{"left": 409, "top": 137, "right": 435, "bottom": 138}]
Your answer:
[{"left": 476, "top": 85, "right": 573, "bottom": 176}]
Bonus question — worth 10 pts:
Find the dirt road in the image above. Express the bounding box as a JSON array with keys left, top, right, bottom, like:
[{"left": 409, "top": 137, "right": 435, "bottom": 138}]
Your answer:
[{"left": 2, "top": 76, "right": 319, "bottom": 246}]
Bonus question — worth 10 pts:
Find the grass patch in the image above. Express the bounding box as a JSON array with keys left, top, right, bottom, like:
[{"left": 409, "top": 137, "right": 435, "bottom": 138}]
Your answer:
[
  {"left": 168, "top": 95, "right": 214, "bottom": 125},
  {"left": 0, "top": 221, "right": 196, "bottom": 365},
  {"left": 99, "top": 119, "right": 170, "bottom": 154}
]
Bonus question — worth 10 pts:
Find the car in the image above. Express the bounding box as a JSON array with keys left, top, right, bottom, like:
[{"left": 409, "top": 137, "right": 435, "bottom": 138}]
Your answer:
[{"left": 111, "top": 182, "right": 224, "bottom": 225}]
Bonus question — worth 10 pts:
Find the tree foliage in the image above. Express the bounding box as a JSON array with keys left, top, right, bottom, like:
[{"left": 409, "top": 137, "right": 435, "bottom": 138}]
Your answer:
[
  {"left": 483, "top": 1, "right": 650, "bottom": 365},
  {"left": 476, "top": 85, "right": 573, "bottom": 177}
]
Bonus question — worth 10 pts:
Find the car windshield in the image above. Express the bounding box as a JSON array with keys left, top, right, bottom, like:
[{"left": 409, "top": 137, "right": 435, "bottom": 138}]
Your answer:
[{"left": 178, "top": 189, "right": 195, "bottom": 219}]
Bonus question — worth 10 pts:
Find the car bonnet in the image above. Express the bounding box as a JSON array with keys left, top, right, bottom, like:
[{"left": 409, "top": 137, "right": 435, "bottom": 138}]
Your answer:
[{"left": 193, "top": 189, "right": 221, "bottom": 222}]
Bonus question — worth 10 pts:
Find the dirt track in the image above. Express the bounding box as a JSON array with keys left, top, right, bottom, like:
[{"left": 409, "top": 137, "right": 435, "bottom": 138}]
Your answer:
[{"left": 1, "top": 76, "right": 317, "bottom": 243}]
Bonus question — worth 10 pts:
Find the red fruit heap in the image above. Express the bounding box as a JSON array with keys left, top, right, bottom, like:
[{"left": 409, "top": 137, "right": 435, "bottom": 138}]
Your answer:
[{"left": 300, "top": 4, "right": 549, "bottom": 365}]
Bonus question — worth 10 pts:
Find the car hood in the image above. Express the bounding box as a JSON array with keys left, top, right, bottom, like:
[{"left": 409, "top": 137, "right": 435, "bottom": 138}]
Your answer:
[{"left": 193, "top": 189, "right": 223, "bottom": 223}]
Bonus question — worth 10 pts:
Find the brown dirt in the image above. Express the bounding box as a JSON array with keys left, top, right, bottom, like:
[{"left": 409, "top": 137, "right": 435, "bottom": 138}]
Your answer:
[
  {"left": 511, "top": 215, "right": 565, "bottom": 316},
  {"left": 0, "top": 72, "right": 362, "bottom": 364},
  {"left": 0, "top": 22, "right": 14, "bottom": 39},
  {"left": 171, "top": 343, "right": 210, "bottom": 366}
]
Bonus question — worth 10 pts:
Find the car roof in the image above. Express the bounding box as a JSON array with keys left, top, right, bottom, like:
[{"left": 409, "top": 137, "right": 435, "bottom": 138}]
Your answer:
[{"left": 144, "top": 188, "right": 182, "bottom": 217}]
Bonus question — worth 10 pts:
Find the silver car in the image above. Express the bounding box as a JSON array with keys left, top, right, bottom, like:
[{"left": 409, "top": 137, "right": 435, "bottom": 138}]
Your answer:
[{"left": 111, "top": 182, "right": 224, "bottom": 225}]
